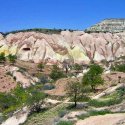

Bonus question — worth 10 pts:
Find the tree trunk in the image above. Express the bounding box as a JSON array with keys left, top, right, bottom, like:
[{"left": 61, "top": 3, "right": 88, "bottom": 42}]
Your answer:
[
  {"left": 91, "top": 85, "right": 96, "bottom": 92},
  {"left": 74, "top": 93, "right": 77, "bottom": 107}
]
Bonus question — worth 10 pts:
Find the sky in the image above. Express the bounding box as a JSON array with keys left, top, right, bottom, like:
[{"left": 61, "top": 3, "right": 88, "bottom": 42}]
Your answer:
[{"left": 0, "top": 0, "right": 125, "bottom": 32}]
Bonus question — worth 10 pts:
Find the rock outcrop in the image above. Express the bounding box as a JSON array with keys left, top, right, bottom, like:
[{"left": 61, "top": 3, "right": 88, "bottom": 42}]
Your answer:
[
  {"left": 0, "top": 29, "right": 125, "bottom": 64},
  {"left": 85, "top": 18, "right": 125, "bottom": 33}
]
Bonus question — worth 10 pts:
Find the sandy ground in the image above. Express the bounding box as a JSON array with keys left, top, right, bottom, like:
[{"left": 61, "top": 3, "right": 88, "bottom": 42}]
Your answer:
[
  {"left": 76, "top": 113, "right": 125, "bottom": 125},
  {"left": 0, "top": 65, "right": 17, "bottom": 92}
]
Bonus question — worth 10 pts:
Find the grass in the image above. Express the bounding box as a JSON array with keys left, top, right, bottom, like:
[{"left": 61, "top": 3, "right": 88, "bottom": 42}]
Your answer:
[
  {"left": 24, "top": 103, "right": 69, "bottom": 125},
  {"left": 78, "top": 110, "right": 112, "bottom": 120},
  {"left": 89, "top": 98, "right": 122, "bottom": 107},
  {"left": 57, "top": 121, "right": 73, "bottom": 125},
  {"left": 89, "top": 87, "right": 125, "bottom": 107}
]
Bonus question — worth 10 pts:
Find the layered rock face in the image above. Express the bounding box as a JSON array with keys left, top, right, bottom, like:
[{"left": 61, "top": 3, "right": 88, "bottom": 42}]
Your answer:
[
  {"left": 86, "top": 19, "right": 125, "bottom": 33},
  {"left": 0, "top": 30, "right": 125, "bottom": 64}
]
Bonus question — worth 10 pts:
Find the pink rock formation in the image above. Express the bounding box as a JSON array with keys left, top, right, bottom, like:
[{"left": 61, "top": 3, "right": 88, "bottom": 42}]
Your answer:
[{"left": 0, "top": 31, "right": 125, "bottom": 63}]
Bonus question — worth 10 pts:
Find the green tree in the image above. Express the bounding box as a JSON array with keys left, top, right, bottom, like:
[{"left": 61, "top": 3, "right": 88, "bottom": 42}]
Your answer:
[
  {"left": 82, "top": 64, "right": 104, "bottom": 92},
  {"left": 66, "top": 81, "right": 82, "bottom": 107},
  {"left": 27, "top": 86, "right": 46, "bottom": 113},
  {"left": 0, "top": 52, "right": 5, "bottom": 63},
  {"left": 50, "top": 65, "right": 65, "bottom": 81}
]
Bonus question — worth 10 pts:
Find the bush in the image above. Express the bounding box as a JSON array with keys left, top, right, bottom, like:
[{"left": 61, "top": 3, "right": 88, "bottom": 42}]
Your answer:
[
  {"left": 0, "top": 53, "right": 5, "bottom": 62},
  {"left": 111, "top": 64, "right": 125, "bottom": 72},
  {"left": 57, "top": 121, "right": 73, "bottom": 125},
  {"left": 58, "top": 110, "right": 68, "bottom": 118},
  {"left": 37, "top": 63, "right": 44, "bottom": 71},
  {"left": 0, "top": 93, "right": 17, "bottom": 112},
  {"left": 0, "top": 85, "right": 46, "bottom": 115},
  {"left": 6, "top": 72, "right": 12, "bottom": 76},
  {"left": 43, "top": 83, "right": 55, "bottom": 90},
  {"left": 39, "top": 75, "right": 48, "bottom": 84},
  {"left": 7, "top": 54, "right": 17, "bottom": 64},
  {"left": 73, "top": 63, "right": 83, "bottom": 71},
  {"left": 50, "top": 65, "right": 66, "bottom": 81}
]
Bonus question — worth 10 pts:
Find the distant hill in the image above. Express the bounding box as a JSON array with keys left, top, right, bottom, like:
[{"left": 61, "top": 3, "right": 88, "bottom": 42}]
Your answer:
[
  {"left": 85, "top": 18, "right": 125, "bottom": 33},
  {"left": 3, "top": 28, "right": 75, "bottom": 36}
]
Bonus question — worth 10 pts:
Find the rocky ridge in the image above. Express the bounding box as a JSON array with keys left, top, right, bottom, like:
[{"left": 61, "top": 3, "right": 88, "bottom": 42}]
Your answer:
[
  {"left": 85, "top": 19, "right": 125, "bottom": 33},
  {"left": 0, "top": 30, "right": 125, "bottom": 64}
]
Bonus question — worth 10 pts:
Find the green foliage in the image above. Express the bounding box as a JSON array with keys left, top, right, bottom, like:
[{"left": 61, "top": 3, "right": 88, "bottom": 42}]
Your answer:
[
  {"left": 7, "top": 54, "right": 17, "bottom": 63},
  {"left": 89, "top": 98, "right": 122, "bottom": 107},
  {"left": 24, "top": 103, "right": 68, "bottom": 125},
  {"left": 88, "top": 88, "right": 125, "bottom": 108},
  {"left": 0, "top": 93, "right": 17, "bottom": 112},
  {"left": 73, "top": 63, "right": 83, "bottom": 71},
  {"left": 50, "top": 65, "right": 66, "bottom": 81},
  {"left": 57, "top": 121, "right": 73, "bottom": 125},
  {"left": 66, "top": 81, "right": 83, "bottom": 107},
  {"left": 78, "top": 110, "right": 111, "bottom": 120},
  {"left": 58, "top": 110, "right": 68, "bottom": 118},
  {"left": 0, "top": 85, "right": 46, "bottom": 115},
  {"left": 37, "top": 63, "right": 44, "bottom": 70},
  {"left": 43, "top": 83, "right": 55, "bottom": 90},
  {"left": 26, "top": 86, "right": 45, "bottom": 105},
  {"left": 89, "top": 64, "right": 103, "bottom": 75},
  {"left": 0, "top": 52, "right": 5, "bottom": 62},
  {"left": 111, "top": 64, "right": 125, "bottom": 72},
  {"left": 82, "top": 64, "right": 104, "bottom": 91}
]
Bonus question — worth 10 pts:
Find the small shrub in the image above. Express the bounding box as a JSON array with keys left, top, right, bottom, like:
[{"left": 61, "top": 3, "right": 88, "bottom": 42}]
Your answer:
[
  {"left": 7, "top": 54, "right": 17, "bottom": 64},
  {"left": 6, "top": 72, "right": 12, "bottom": 76},
  {"left": 43, "top": 83, "right": 55, "bottom": 90},
  {"left": 73, "top": 63, "right": 83, "bottom": 71},
  {"left": 58, "top": 110, "right": 68, "bottom": 118},
  {"left": 37, "top": 63, "right": 44, "bottom": 71},
  {"left": 39, "top": 75, "right": 48, "bottom": 84},
  {"left": 18, "top": 67, "right": 27, "bottom": 73},
  {"left": 0, "top": 53, "right": 5, "bottom": 62}
]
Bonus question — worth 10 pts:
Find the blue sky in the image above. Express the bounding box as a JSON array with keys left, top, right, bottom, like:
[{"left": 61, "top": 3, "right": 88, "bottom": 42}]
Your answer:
[{"left": 0, "top": 0, "right": 125, "bottom": 32}]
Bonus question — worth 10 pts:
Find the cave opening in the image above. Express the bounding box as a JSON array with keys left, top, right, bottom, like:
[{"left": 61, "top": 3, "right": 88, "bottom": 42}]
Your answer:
[{"left": 22, "top": 48, "right": 31, "bottom": 51}]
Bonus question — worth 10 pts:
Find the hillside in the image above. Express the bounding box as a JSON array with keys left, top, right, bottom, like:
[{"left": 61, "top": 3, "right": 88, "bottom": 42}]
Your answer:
[
  {"left": 0, "top": 29, "right": 125, "bottom": 64},
  {"left": 85, "top": 18, "right": 125, "bottom": 33},
  {"left": 1, "top": 19, "right": 125, "bottom": 125}
]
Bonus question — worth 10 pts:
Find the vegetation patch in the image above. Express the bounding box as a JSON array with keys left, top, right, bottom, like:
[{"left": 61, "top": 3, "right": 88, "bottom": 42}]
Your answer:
[
  {"left": 78, "top": 110, "right": 112, "bottom": 120},
  {"left": 24, "top": 103, "right": 69, "bottom": 125},
  {"left": 57, "top": 121, "right": 73, "bottom": 125},
  {"left": 89, "top": 88, "right": 125, "bottom": 107}
]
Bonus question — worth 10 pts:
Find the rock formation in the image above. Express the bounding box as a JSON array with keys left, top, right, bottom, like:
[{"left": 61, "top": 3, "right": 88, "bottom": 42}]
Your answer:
[
  {"left": 85, "top": 18, "right": 125, "bottom": 33},
  {"left": 0, "top": 23, "right": 125, "bottom": 64}
]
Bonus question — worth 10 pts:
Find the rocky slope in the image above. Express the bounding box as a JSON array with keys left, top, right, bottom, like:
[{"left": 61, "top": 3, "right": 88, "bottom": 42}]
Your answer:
[
  {"left": 0, "top": 29, "right": 125, "bottom": 64},
  {"left": 86, "top": 18, "right": 125, "bottom": 33}
]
